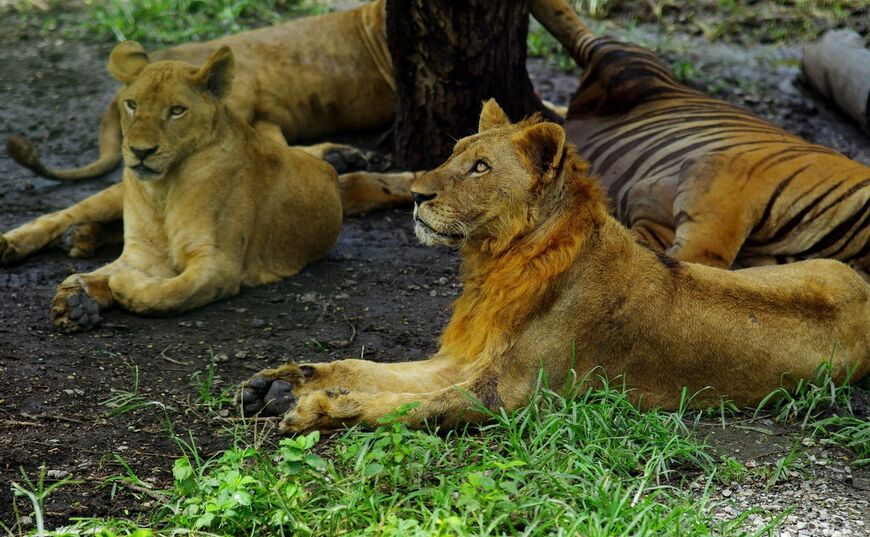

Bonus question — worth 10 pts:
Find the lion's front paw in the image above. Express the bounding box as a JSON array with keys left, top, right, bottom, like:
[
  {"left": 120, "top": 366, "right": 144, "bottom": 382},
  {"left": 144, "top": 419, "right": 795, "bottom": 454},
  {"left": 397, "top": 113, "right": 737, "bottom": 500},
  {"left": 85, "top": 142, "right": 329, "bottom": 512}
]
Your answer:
[
  {"left": 236, "top": 363, "right": 315, "bottom": 417},
  {"left": 278, "top": 387, "right": 361, "bottom": 434},
  {"left": 51, "top": 279, "right": 101, "bottom": 333},
  {"left": 323, "top": 145, "right": 370, "bottom": 174},
  {"left": 61, "top": 223, "right": 99, "bottom": 258},
  {"left": 0, "top": 235, "right": 24, "bottom": 265}
]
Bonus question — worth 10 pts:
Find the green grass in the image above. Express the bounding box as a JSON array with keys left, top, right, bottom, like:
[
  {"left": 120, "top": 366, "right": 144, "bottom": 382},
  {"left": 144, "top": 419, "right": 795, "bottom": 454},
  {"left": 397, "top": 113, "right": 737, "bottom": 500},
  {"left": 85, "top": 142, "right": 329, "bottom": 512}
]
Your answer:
[
  {"left": 19, "top": 376, "right": 787, "bottom": 536},
  {"left": 82, "top": 0, "right": 325, "bottom": 45}
]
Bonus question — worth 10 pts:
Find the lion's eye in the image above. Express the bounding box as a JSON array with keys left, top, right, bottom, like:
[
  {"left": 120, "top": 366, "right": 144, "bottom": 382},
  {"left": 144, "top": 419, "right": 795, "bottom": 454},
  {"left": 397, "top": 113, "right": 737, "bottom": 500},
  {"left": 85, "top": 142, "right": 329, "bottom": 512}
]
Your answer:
[
  {"left": 471, "top": 160, "right": 490, "bottom": 174},
  {"left": 124, "top": 100, "right": 137, "bottom": 113},
  {"left": 169, "top": 105, "right": 187, "bottom": 118}
]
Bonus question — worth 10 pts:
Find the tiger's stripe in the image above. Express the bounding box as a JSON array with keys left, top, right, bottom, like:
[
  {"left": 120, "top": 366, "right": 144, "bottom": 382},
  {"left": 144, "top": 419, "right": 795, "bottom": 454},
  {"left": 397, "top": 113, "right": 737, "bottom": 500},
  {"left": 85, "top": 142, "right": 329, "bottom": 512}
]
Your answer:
[{"left": 532, "top": 0, "right": 869, "bottom": 277}]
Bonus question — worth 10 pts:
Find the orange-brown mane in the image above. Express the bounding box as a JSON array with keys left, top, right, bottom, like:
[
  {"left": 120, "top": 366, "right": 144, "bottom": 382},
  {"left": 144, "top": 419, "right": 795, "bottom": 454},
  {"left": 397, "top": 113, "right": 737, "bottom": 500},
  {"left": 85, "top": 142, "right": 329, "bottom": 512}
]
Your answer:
[{"left": 440, "top": 154, "right": 607, "bottom": 360}]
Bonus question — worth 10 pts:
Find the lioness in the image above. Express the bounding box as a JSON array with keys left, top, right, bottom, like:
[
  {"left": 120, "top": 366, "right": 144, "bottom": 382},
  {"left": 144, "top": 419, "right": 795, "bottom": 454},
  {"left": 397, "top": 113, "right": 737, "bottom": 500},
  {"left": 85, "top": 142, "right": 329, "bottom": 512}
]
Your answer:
[
  {"left": 237, "top": 101, "right": 869, "bottom": 433},
  {"left": 1, "top": 0, "right": 406, "bottom": 264},
  {"left": 46, "top": 43, "right": 343, "bottom": 333}
]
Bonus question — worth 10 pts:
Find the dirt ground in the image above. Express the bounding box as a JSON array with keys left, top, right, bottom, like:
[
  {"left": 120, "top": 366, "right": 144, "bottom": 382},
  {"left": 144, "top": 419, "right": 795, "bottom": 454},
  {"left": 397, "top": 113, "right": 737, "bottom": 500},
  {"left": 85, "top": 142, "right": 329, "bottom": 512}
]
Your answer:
[{"left": 1, "top": 6, "right": 869, "bottom": 533}]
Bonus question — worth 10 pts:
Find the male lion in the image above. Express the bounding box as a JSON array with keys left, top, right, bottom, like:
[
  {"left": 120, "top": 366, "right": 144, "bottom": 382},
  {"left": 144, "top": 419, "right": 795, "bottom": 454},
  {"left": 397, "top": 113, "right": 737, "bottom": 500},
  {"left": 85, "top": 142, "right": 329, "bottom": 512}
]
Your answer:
[
  {"left": 46, "top": 43, "right": 343, "bottom": 333},
  {"left": 237, "top": 101, "right": 869, "bottom": 433}
]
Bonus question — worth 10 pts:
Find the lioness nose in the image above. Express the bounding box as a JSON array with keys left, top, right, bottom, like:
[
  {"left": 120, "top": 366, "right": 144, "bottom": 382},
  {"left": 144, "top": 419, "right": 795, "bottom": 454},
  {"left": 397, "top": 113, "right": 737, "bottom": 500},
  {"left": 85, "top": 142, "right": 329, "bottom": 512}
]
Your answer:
[
  {"left": 131, "top": 145, "right": 158, "bottom": 160},
  {"left": 410, "top": 191, "right": 436, "bottom": 205}
]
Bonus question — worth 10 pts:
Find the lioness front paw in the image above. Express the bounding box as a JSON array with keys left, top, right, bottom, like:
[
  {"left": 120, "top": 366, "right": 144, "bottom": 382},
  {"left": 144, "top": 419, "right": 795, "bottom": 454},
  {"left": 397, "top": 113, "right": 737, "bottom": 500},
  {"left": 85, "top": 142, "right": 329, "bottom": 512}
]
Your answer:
[
  {"left": 236, "top": 363, "right": 315, "bottom": 417},
  {"left": 51, "top": 279, "right": 101, "bottom": 333},
  {"left": 0, "top": 235, "right": 24, "bottom": 265},
  {"left": 278, "top": 388, "right": 361, "bottom": 434},
  {"left": 323, "top": 145, "right": 370, "bottom": 174},
  {"left": 61, "top": 223, "right": 99, "bottom": 258}
]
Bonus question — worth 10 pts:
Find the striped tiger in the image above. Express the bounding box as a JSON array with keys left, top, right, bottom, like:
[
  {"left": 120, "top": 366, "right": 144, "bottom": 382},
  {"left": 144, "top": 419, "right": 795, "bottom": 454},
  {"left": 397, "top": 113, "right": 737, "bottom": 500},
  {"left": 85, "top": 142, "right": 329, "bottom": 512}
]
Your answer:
[{"left": 532, "top": 0, "right": 869, "bottom": 277}]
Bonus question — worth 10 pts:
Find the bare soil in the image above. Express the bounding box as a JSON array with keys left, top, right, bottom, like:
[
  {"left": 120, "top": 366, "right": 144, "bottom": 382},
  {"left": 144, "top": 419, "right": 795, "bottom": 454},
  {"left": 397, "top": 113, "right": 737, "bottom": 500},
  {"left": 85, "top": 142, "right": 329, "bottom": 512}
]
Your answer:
[{"left": 1, "top": 7, "right": 868, "bottom": 533}]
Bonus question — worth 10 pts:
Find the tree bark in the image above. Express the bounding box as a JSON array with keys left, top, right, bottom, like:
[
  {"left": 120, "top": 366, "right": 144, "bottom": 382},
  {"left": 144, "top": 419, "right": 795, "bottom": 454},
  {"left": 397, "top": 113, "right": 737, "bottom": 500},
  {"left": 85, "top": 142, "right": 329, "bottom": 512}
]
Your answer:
[{"left": 386, "top": 0, "right": 557, "bottom": 169}]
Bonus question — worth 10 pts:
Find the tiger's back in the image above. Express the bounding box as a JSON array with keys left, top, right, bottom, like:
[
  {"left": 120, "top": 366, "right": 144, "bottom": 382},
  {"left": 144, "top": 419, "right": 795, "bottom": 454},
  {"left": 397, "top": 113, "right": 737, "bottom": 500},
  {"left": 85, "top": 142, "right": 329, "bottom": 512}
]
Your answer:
[{"left": 532, "top": 0, "right": 869, "bottom": 275}]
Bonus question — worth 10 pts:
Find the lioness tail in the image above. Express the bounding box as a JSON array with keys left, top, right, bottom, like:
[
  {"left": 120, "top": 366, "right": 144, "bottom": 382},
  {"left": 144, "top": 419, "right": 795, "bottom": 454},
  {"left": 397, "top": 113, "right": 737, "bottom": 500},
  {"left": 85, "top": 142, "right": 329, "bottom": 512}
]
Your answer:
[{"left": 6, "top": 98, "right": 122, "bottom": 181}]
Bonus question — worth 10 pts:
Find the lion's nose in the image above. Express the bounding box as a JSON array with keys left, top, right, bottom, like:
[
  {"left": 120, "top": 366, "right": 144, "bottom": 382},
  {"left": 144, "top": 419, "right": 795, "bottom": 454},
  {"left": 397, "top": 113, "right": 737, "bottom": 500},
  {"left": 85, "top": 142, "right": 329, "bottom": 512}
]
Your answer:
[
  {"left": 410, "top": 191, "right": 436, "bottom": 205},
  {"left": 131, "top": 145, "right": 158, "bottom": 161}
]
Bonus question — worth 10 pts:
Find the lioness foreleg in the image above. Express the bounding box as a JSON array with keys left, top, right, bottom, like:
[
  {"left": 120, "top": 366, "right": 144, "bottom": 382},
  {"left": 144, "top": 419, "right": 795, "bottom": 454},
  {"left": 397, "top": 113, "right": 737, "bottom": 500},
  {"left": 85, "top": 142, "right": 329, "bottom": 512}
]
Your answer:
[
  {"left": 51, "top": 260, "right": 124, "bottom": 333},
  {"left": 0, "top": 183, "right": 123, "bottom": 264},
  {"left": 338, "top": 171, "right": 418, "bottom": 215},
  {"left": 108, "top": 251, "right": 242, "bottom": 316}
]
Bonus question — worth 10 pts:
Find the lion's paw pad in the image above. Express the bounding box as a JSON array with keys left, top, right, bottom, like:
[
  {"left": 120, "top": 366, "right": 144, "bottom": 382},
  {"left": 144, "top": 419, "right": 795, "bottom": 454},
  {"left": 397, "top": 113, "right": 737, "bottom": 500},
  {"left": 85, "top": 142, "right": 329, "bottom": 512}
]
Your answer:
[{"left": 237, "top": 376, "right": 298, "bottom": 416}]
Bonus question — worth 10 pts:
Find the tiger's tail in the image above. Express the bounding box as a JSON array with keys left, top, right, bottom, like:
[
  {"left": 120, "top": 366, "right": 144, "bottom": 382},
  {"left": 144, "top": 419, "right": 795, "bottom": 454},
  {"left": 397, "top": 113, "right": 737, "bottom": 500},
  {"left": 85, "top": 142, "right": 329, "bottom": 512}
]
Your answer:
[
  {"left": 530, "top": 0, "right": 598, "bottom": 69},
  {"left": 6, "top": 97, "right": 122, "bottom": 182}
]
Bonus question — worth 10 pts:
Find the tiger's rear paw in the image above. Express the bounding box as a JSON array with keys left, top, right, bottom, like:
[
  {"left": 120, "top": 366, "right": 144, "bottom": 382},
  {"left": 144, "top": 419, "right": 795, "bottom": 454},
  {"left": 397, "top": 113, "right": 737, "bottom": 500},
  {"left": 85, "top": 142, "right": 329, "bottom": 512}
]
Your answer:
[
  {"left": 51, "top": 279, "right": 101, "bottom": 333},
  {"left": 323, "top": 145, "right": 370, "bottom": 174},
  {"left": 61, "top": 223, "right": 100, "bottom": 258},
  {"left": 236, "top": 363, "right": 315, "bottom": 417}
]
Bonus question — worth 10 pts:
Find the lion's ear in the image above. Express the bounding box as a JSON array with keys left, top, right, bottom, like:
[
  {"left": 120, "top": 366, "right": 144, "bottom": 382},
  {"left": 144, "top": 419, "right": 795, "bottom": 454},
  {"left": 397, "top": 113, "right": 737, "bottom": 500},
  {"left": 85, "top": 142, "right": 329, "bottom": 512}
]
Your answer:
[
  {"left": 478, "top": 99, "right": 510, "bottom": 132},
  {"left": 195, "top": 46, "right": 235, "bottom": 100},
  {"left": 512, "top": 122, "right": 566, "bottom": 186},
  {"left": 107, "top": 41, "right": 150, "bottom": 84}
]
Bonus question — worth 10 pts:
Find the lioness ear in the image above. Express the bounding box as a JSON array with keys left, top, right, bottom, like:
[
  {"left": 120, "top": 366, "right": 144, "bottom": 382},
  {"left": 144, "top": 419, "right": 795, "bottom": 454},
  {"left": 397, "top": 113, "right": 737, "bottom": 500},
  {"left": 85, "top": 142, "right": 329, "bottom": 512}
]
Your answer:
[
  {"left": 512, "top": 122, "right": 567, "bottom": 186},
  {"left": 107, "top": 41, "right": 150, "bottom": 84},
  {"left": 195, "top": 46, "right": 235, "bottom": 100},
  {"left": 478, "top": 99, "right": 510, "bottom": 132}
]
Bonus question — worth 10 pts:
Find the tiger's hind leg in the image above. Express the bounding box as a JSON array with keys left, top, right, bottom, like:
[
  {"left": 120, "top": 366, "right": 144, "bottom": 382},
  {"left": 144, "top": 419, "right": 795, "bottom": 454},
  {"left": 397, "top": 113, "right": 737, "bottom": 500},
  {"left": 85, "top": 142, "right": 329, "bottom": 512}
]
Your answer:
[
  {"left": 666, "top": 153, "right": 756, "bottom": 268},
  {"left": 0, "top": 183, "right": 123, "bottom": 264}
]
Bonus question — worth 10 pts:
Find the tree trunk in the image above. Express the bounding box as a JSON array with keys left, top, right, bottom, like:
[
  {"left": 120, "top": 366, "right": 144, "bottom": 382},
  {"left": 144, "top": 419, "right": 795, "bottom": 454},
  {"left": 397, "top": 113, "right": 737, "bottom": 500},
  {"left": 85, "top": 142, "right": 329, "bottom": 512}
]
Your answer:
[{"left": 386, "top": 0, "right": 556, "bottom": 169}]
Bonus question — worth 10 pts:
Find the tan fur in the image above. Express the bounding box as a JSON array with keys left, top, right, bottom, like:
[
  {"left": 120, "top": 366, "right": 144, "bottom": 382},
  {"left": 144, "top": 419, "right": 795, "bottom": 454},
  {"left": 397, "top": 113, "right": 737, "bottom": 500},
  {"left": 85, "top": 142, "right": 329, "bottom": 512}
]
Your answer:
[
  {"left": 1, "top": 1, "right": 408, "bottom": 263},
  {"left": 46, "top": 44, "right": 343, "bottom": 333},
  {"left": 238, "top": 101, "right": 870, "bottom": 433}
]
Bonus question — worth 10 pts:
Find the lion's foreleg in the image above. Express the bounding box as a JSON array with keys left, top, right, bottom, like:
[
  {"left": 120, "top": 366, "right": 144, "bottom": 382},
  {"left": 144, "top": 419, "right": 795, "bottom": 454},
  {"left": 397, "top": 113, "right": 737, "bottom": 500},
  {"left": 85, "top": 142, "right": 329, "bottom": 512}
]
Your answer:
[
  {"left": 1, "top": 183, "right": 123, "bottom": 264},
  {"left": 278, "top": 373, "right": 516, "bottom": 434},
  {"left": 238, "top": 356, "right": 523, "bottom": 434}
]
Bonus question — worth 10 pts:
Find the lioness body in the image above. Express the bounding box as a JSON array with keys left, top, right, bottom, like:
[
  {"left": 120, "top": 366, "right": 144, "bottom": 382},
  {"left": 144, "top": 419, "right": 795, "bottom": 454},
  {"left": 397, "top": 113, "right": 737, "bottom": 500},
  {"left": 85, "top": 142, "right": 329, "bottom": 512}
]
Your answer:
[
  {"left": 49, "top": 45, "right": 342, "bottom": 332},
  {"left": 238, "top": 102, "right": 869, "bottom": 433}
]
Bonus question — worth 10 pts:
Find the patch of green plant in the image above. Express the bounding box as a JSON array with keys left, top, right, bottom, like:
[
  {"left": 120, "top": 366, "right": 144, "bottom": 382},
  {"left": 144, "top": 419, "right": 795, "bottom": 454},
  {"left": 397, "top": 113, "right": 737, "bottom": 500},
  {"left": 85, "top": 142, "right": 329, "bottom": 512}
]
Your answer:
[
  {"left": 810, "top": 415, "right": 870, "bottom": 466},
  {"left": 755, "top": 358, "right": 856, "bottom": 427},
  {"left": 44, "top": 375, "right": 783, "bottom": 536},
  {"left": 82, "top": 0, "right": 327, "bottom": 45},
  {"left": 527, "top": 19, "right": 576, "bottom": 72},
  {"left": 9, "top": 465, "right": 80, "bottom": 536},
  {"left": 102, "top": 364, "right": 174, "bottom": 417}
]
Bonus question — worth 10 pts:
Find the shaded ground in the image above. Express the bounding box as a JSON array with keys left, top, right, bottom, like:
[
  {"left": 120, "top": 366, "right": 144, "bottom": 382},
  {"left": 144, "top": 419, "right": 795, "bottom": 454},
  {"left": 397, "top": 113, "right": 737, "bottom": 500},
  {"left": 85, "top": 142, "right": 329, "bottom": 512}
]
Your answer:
[{"left": 1, "top": 4, "right": 869, "bottom": 534}]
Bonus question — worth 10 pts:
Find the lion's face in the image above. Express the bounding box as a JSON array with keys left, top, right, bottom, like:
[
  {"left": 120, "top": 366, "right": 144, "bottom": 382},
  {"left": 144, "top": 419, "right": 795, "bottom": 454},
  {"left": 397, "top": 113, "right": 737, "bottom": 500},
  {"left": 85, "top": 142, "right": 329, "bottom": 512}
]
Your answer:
[
  {"left": 108, "top": 42, "right": 235, "bottom": 181},
  {"left": 411, "top": 100, "right": 567, "bottom": 251}
]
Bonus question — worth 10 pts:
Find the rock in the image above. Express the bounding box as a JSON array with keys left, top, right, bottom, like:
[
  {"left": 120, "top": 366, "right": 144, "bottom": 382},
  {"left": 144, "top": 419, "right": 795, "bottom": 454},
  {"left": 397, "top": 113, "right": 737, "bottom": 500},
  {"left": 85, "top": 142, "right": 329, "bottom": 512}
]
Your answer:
[{"left": 251, "top": 318, "right": 266, "bottom": 328}]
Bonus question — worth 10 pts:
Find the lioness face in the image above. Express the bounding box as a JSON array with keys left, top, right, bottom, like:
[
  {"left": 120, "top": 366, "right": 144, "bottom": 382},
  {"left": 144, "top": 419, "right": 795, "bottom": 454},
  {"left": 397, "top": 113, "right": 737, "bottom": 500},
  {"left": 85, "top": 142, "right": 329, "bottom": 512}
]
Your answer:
[
  {"left": 411, "top": 100, "right": 566, "bottom": 250},
  {"left": 107, "top": 42, "right": 235, "bottom": 182}
]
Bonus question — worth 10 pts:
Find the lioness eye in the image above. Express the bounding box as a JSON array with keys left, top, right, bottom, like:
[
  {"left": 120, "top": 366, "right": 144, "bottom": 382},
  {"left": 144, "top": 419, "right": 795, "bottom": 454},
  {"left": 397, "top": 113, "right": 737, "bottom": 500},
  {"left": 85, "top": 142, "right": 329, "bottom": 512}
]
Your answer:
[
  {"left": 124, "top": 100, "right": 137, "bottom": 113},
  {"left": 472, "top": 160, "right": 490, "bottom": 174},
  {"left": 169, "top": 105, "right": 187, "bottom": 118}
]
